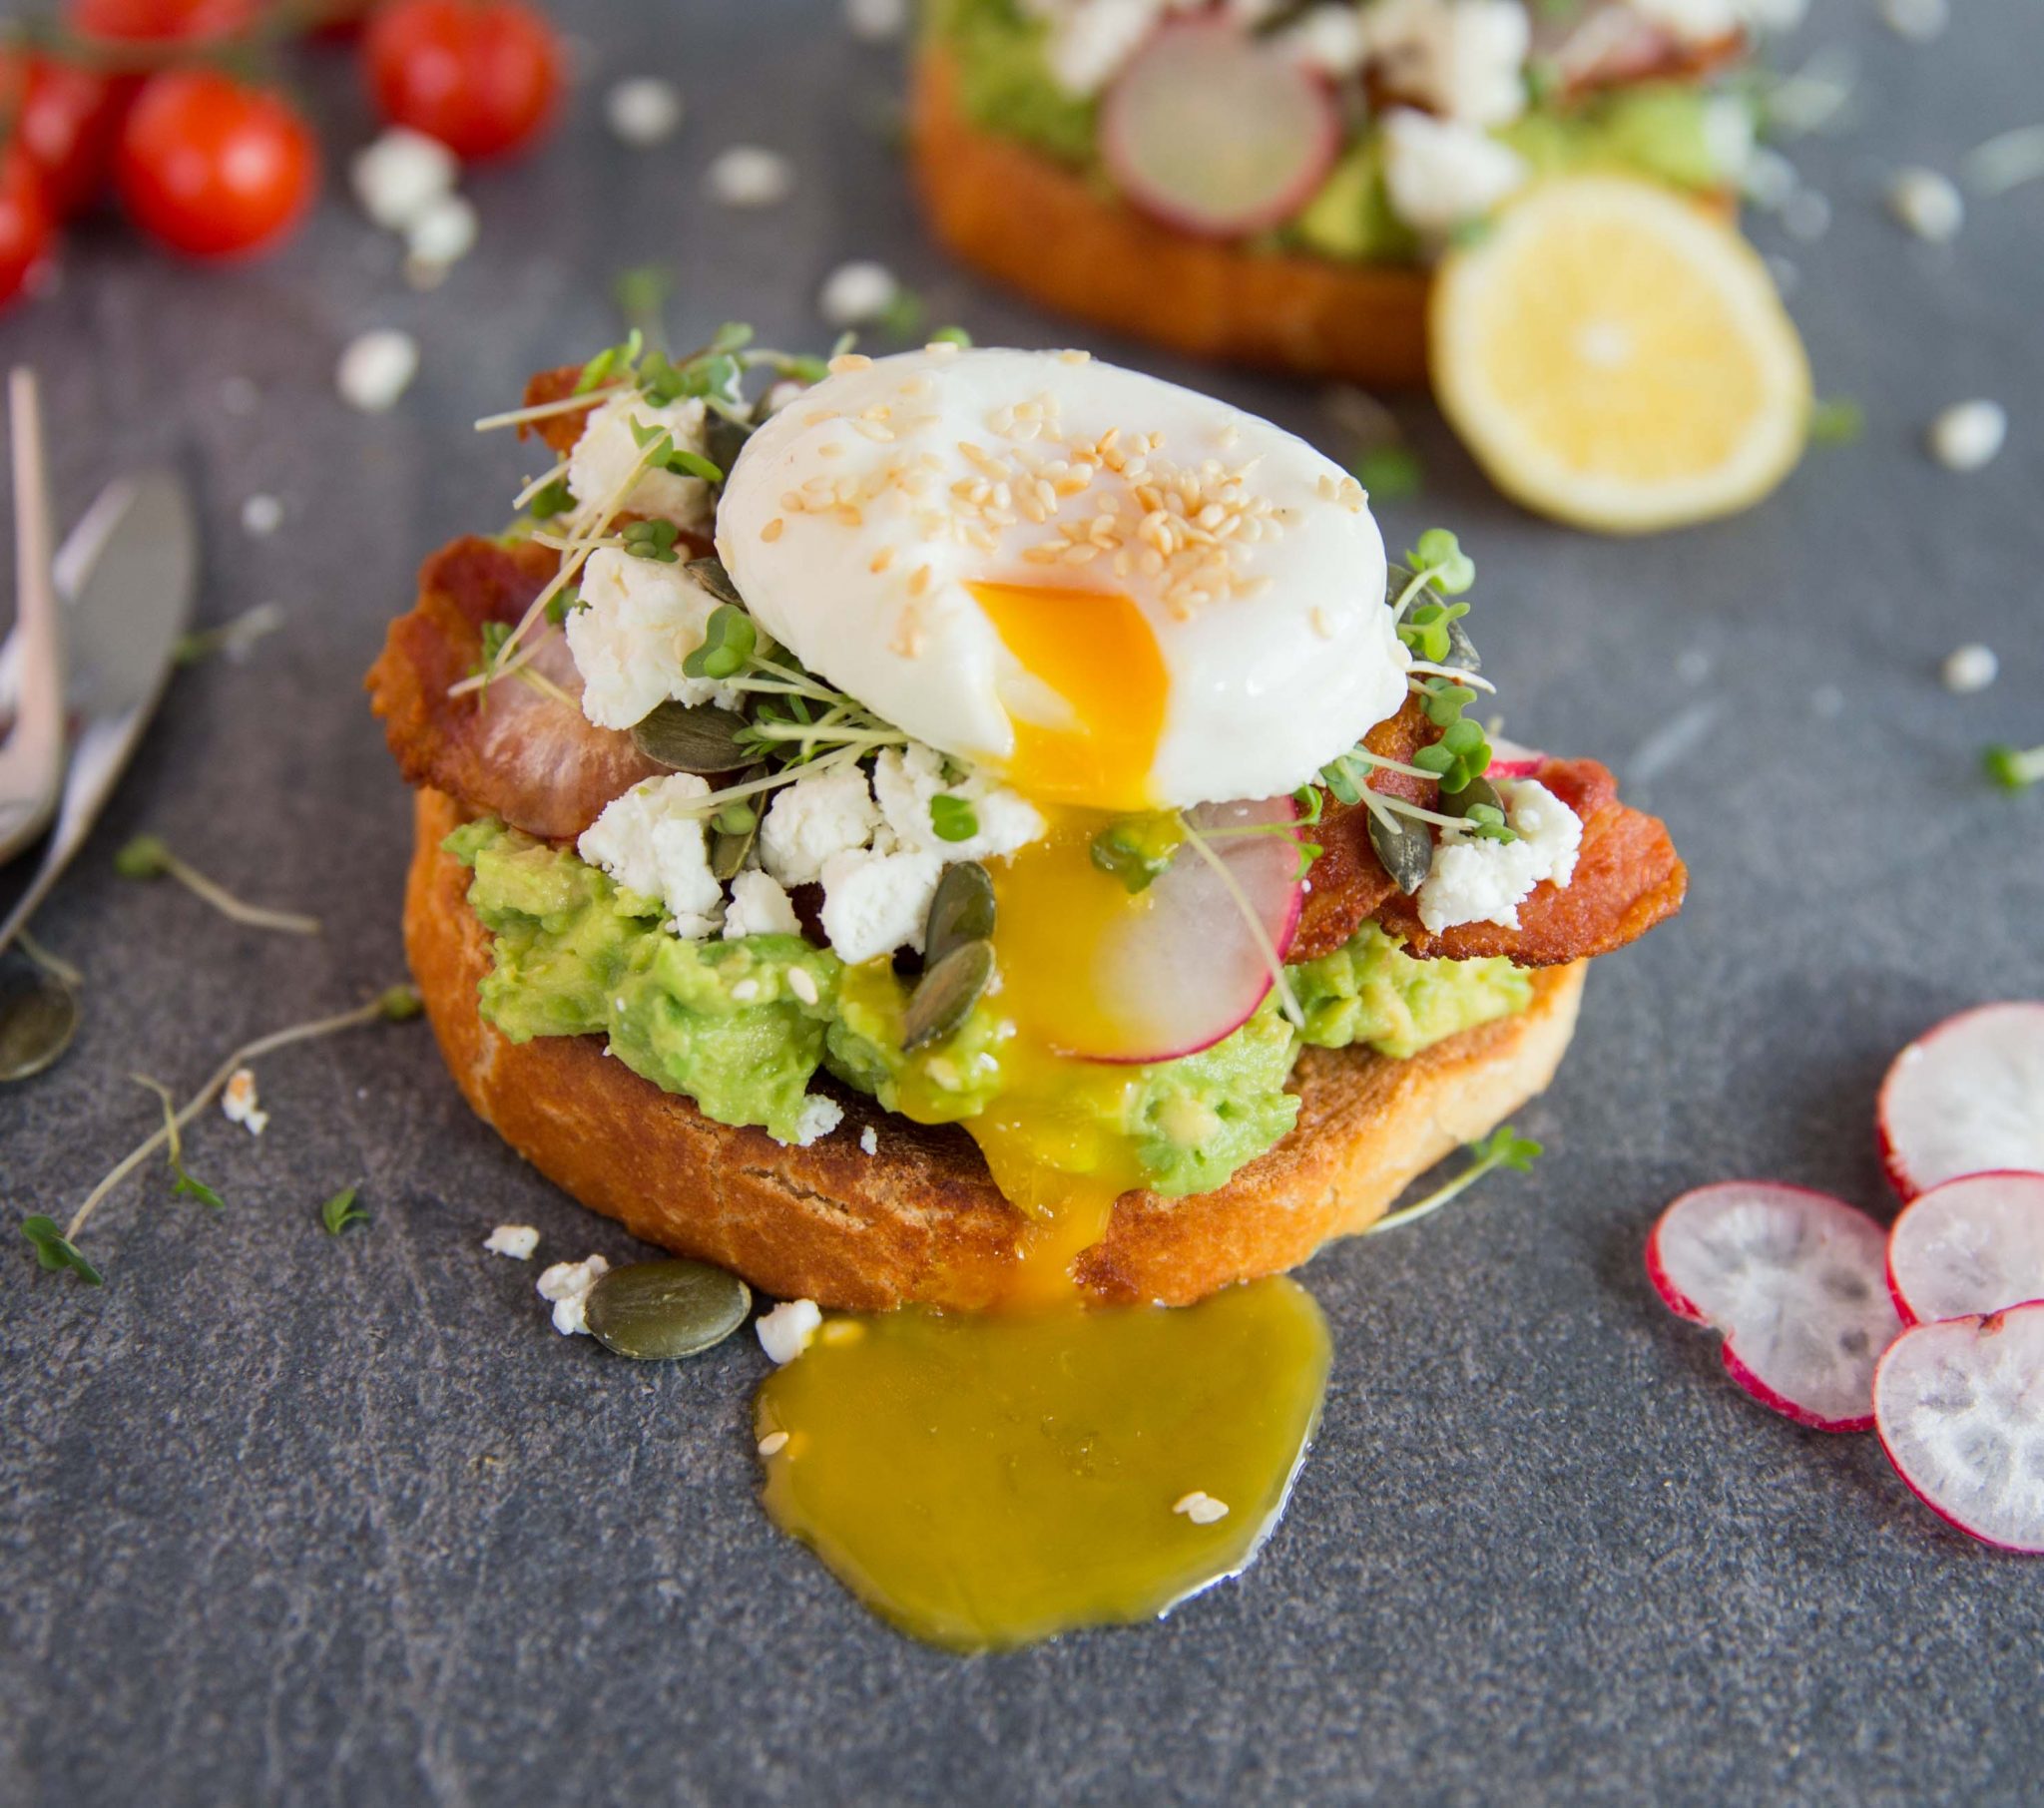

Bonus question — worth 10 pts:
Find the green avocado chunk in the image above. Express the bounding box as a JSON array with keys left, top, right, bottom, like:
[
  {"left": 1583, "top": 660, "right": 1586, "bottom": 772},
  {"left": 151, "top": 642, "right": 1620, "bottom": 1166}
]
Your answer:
[
  {"left": 1289, "top": 921, "right": 1533, "bottom": 1060},
  {"left": 926, "top": 0, "right": 1099, "bottom": 167}
]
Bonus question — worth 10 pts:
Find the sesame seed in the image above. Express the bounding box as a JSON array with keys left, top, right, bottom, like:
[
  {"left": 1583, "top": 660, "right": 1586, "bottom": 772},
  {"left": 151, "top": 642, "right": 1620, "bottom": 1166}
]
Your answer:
[
  {"left": 758, "top": 1431, "right": 790, "bottom": 1457},
  {"left": 908, "top": 565, "right": 932, "bottom": 597},
  {"left": 827, "top": 353, "right": 873, "bottom": 374},
  {"left": 762, "top": 518, "right": 784, "bottom": 542},
  {"left": 870, "top": 546, "right": 895, "bottom": 573}
]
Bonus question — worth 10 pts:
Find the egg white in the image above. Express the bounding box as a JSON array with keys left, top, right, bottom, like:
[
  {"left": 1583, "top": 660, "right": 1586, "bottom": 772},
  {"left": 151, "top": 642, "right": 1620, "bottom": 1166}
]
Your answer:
[{"left": 718, "top": 346, "right": 1405, "bottom": 808}]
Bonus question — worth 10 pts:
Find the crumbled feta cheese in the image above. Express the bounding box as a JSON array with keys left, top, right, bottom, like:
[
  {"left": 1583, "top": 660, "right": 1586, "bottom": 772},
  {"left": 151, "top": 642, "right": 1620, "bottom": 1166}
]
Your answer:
[
  {"left": 1741, "top": 146, "right": 1798, "bottom": 211},
  {"left": 760, "top": 766, "right": 881, "bottom": 886},
  {"left": 724, "top": 869, "right": 803, "bottom": 940},
  {"left": 606, "top": 76, "right": 684, "bottom": 148},
  {"left": 484, "top": 1223, "right": 541, "bottom": 1260},
  {"left": 1780, "top": 188, "right": 1830, "bottom": 242},
  {"left": 404, "top": 193, "right": 478, "bottom": 274},
  {"left": 871, "top": 743, "right": 1045, "bottom": 861},
  {"left": 1942, "top": 643, "right": 1999, "bottom": 694},
  {"left": 786, "top": 965, "right": 821, "bottom": 1007},
  {"left": 1035, "top": 0, "right": 1168, "bottom": 96},
  {"left": 221, "top": 1067, "right": 267, "bottom": 1136},
  {"left": 817, "top": 259, "right": 900, "bottom": 330},
  {"left": 349, "top": 127, "right": 458, "bottom": 231},
  {"left": 1173, "top": 1491, "right": 1231, "bottom": 1524},
  {"left": 1416, "top": 778, "right": 1584, "bottom": 934},
  {"left": 1380, "top": 108, "right": 1529, "bottom": 236},
  {"left": 536, "top": 1253, "right": 611, "bottom": 1335},
  {"left": 704, "top": 145, "right": 794, "bottom": 209},
  {"left": 578, "top": 774, "right": 725, "bottom": 936},
  {"left": 1888, "top": 167, "right": 1963, "bottom": 242},
  {"left": 819, "top": 846, "right": 944, "bottom": 964},
  {"left": 783, "top": 1095, "right": 844, "bottom": 1147},
  {"left": 1274, "top": 3, "right": 1369, "bottom": 73},
  {"left": 844, "top": 0, "right": 910, "bottom": 38},
  {"left": 758, "top": 1297, "right": 822, "bottom": 1363},
  {"left": 859, "top": 1125, "right": 879, "bottom": 1155},
  {"left": 335, "top": 329, "right": 419, "bottom": 414},
  {"left": 1363, "top": 0, "right": 1531, "bottom": 127},
  {"left": 240, "top": 493, "right": 282, "bottom": 538},
  {"left": 1702, "top": 95, "right": 1756, "bottom": 184},
  {"left": 565, "top": 548, "right": 733, "bottom": 730},
  {"left": 567, "top": 391, "right": 716, "bottom": 528},
  {"left": 1880, "top": 0, "right": 1946, "bottom": 41},
  {"left": 1928, "top": 400, "right": 2007, "bottom": 471}
]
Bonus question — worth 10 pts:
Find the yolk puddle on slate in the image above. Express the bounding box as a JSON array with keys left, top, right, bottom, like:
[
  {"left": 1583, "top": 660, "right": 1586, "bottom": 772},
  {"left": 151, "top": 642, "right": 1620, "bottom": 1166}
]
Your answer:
[{"left": 752, "top": 580, "right": 1329, "bottom": 1651}]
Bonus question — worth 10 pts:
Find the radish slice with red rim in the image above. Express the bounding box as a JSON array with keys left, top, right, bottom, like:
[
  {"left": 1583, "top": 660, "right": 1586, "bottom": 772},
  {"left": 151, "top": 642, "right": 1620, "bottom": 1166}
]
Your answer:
[
  {"left": 1484, "top": 736, "right": 1544, "bottom": 781},
  {"left": 1647, "top": 1181, "right": 1901, "bottom": 1432},
  {"left": 1100, "top": 21, "right": 1340, "bottom": 238},
  {"left": 1877, "top": 1003, "right": 2044, "bottom": 1200},
  {"left": 1887, "top": 1170, "right": 2044, "bottom": 1325},
  {"left": 1873, "top": 1302, "right": 2044, "bottom": 1554}
]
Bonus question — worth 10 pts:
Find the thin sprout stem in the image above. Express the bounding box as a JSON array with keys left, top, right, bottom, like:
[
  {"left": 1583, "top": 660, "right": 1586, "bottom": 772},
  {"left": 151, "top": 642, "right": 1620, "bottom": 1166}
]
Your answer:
[
  {"left": 473, "top": 385, "right": 625, "bottom": 433},
  {"left": 1338, "top": 746, "right": 1439, "bottom": 782},
  {"left": 684, "top": 746, "right": 865, "bottom": 815},
  {"left": 162, "top": 853, "right": 320, "bottom": 936},
  {"left": 66, "top": 994, "right": 403, "bottom": 1241},
  {"left": 745, "top": 722, "right": 906, "bottom": 749},
  {"left": 1407, "top": 661, "right": 1497, "bottom": 693},
  {"left": 17, "top": 930, "right": 81, "bottom": 988},
  {"left": 1180, "top": 821, "right": 1303, "bottom": 1031},
  {"left": 1389, "top": 568, "right": 1434, "bottom": 623},
  {"left": 511, "top": 457, "right": 571, "bottom": 511},
  {"left": 512, "top": 666, "right": 578, "bottom": 710},
  {"left": 1365, "top": 1148, "right": 1507, "bottom": 1237}
]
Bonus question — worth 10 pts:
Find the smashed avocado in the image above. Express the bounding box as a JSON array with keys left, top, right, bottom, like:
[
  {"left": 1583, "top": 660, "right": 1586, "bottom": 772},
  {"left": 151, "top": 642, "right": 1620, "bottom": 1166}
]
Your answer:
[
  {"left": 450, "top": 822, "right": 1533, "bottom": 1194},
  {"left": 925, "top": 0, "right": 1098, "bottom": 168}
]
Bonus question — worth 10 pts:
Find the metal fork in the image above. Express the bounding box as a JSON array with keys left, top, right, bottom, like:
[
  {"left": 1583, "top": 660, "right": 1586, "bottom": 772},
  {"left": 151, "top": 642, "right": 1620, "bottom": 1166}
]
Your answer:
[{"left": 0, "top": 368, "right": 66, "bottom": 864}]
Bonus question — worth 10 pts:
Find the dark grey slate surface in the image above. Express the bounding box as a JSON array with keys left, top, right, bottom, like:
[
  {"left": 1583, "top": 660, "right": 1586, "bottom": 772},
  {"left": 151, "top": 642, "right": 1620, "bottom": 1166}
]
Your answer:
[{"left": 2, "top": 1, "right": 2040, "bottom": 1802}]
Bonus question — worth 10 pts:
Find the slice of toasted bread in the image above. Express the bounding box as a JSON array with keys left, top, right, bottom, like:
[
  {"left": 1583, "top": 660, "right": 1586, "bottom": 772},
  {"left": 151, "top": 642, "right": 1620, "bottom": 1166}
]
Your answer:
[
  {"left": 407, "top": 787, "right": 1583, "bottom": 1308},
  {"left": 909, "top": 48, "right": 1432, "bottom": 389}
]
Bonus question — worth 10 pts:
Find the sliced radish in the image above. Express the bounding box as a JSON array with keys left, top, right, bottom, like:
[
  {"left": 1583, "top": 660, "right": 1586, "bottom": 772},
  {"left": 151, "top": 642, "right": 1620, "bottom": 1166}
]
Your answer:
[
  {"left": 1100, "top": 21, "right": 1339, "bottom": 238},
  {"left": 1482, "top": 735, "right": 1543, "bottom": 780},
  {"left": 1873, "top": 1302, "right": 2044, "bottom": 1554},
  {"left": 1647, "top": 1182, "right": 1901, "bottom": 1432},
  {"left": 1887, "top": 1171, "right": 2044, "bottom": 1325},
  {"left": 1877, "top": 1004, "right": 2044, "bottom": 1200},
  {"left": 1009, "top": 796, "right": 1303, "bottom": 1066}
]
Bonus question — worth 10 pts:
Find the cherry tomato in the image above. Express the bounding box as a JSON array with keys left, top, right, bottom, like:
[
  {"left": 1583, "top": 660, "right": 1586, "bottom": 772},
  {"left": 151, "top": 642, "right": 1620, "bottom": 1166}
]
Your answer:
[
  {"left": 363, "top": 0, "right": 562, "bottom": 161},
  {"left": 65, "top": 0, "right": 261, "bottom": 43},
  {"left": 0, "top": 51, "right": 120, "bottom": 218},
  {"left": 115, "top": 69, "right": 319, "bottom": 259},
  {"left": 0, "top": 147, "right": 53, "bottom": 309}
]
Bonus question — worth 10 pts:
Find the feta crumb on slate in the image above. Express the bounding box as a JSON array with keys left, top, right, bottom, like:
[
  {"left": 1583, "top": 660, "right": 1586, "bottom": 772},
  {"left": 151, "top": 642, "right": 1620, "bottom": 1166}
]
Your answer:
[
  {"left": 758, "top": 1298, "right": 822, "bottom": 1363},
  {"left": 605, "top": 76, "right": 684, "bottom": 147},
  {"left": 536, "top": 1254, "right": 611, "bottom": 1335},
  {"left": 1888, "top": 168, "right": 1963, "bottom": 242},
  {"left": 1780, "top": 188, "right": 1830, "bottom": 242},
  {"left": 567, "top": 391, "right": 717, "bottom": 528},
  {"left": 760, "top": 766, "right": 881, "bottom": 887},
  {"left": 1417, "top": 778, "right": 1583, "bottom": 935},
  {"left": 484, "top": 1224, "right": 541, "bottom": 1260},
  {"left": 819, "top": 846, "right": 943, "bottom": 965},
  {"left": 220, "top": 375, "right": 261, "bottom": 416},
  {"left": 859, "top": 1125, "right": 879, "bottom": 1155},
  {"left": 566, "top": 548, "right": 732, "bottom": 729},
  {"left": 1927, "top": 400, "right": 2007, "bottom": 471},
  {"left": 1365, "top": 0, "right": 1530, "bottom": 126},
  {"left": 817, "top": 259, "right": 900, "bottom": 329},
  {"left": 405, "top": 193, "right": 479, "bottom": 272},
  {"left": 1942, "top": 643, "right": 1999, "bottom": 694},
  {"left": 336, "top": 330, "right": 419, "bottom": 414},
  {"left": 785, "top": 1095, "right": 844, "bottom": 1147},
  {"left": 871, "top": 743, "right": 1044, "bottom": 861},
  {"left": 241, "top": 494, "right": 282, "bottom": 538},
  {"left": 1173, "top": 1491, "right": 1231, "bottom": 1525},
  {"left": 704, "top": 145, "right": 793, "bottom": 209},
  {"left": 1380, "top": 107, "right": 1527, "bottom": 236},
  {"left": 221, "top": 1067, "right": 267, "bottom": 1135},
  {"left": 843, "top": 0, "right": 909, "bottom": 41},
  {"left": 1040, "top": 0, "right": 1160, "bottom": 96},
  {"left": 1880, "top": 0, "right": 1946, "bottom": 40},
  {"left": 350, "top": 127, "right": 458, "bottom": 230},
  {"left": 577, "top": 774, "right": 724, "bottom": 936},
  {"left": 1273, "top": 4, "right": 1369, "bottom": 75},
  {"left": 724, "top": 869, "right": 802, "bottom": 940}
]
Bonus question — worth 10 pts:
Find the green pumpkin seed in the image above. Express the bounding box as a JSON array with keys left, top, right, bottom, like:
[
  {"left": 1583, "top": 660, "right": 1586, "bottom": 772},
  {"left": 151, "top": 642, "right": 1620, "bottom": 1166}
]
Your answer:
[
  {"left": 903, "top": 939, "right": 993, "bottom": 1052},
  {"left": 584, "top": 1258, "right": 753, "bottom": 1360},
  {"left": 685, "top": 557, "right": 744, "bottom": 608},
  {"left": 921, "top": 861, "right": 995, "bottom": 971},
  {"left": 1367, "top": 807, "right": 1434, "bottom": 897},
  {"left": 1440, "top": 614, "right": 1481, "bottom": 674},
  {"left": 1441, "top": 774, "right": 1501, "bottom": 818},
  {"left": 703, "top": 411, "right": 754, "bottom": 479},
  {"left": 632, "top": 700, "right": 755, "bottom": 774}
]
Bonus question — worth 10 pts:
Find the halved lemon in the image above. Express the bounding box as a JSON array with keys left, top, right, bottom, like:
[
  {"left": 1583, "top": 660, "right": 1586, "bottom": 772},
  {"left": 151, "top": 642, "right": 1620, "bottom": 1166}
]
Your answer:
[{"left": 1430, "top": 177, "right": 1811, "bottom": 535}]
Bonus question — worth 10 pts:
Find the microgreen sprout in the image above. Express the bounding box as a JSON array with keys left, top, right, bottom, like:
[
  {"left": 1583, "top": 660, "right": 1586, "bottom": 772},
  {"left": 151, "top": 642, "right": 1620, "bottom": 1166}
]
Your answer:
[
  {"left": 1807, "top": 397, "right": 1865, "bottom": 447},
  {"left": 21, "top": 1216, "right": 101, "bottom": 1285},
  {"left": 320, "top": 1186, "right": 369, "bottom": 1236},
  {"left": 133, "top": 1074, "right": 226, "bottom": 1211},
  {"left": 613, "top": 264, "right": 674, "bottom": 344},
  {"left": 1983, "top": 743, "right": 2044, "bottom": 792},
  {"left": 624, "top": 417, "right": 726, "bottom": 485},
  {"left": 877, "top": 285, "right": 927, "bottom": 342},
  {"left": 114, "top": 835, "right": 321, "bottom": 937},
  {"left": 544, "top": 585, "right": 583, "bottom": 628},
  {"left": 1366, "top": 1124, "right": 1544, "bottom": 1239},
  {"left": 621, "top": 518, "right": 682, "bottom": 563},
  {"left": 526, "top": 476, "right": 575, "bottom": 521},
  {"left": 174, "top": 602, "right": 286, "bottom": 668},
  {"left": 1091, "top": 812, "right": 1188, "bottom": 894},
  {"left": 1406, "top": 529, "right": 1475, "bottom": 595},
  {"left": 929, "top": 795, "right": 979, "bottom": 843},
  {"left": 684, "top": 605, "right": 758, "bottom": 680},
  {"left": 1350, "top": 444, "right": 1423, "bottom": 502},
  {"left": 926, "top": 325, "right": 973, "bottom": 348}
]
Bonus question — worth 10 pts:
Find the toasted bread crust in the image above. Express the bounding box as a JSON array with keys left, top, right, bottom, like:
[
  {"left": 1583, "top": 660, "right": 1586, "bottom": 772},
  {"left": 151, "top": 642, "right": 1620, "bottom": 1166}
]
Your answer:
[
  {"left": 909, "top": 49, "right": 1432, "bottom": 390},
  {"left": 408, "top": 788, "right": 1584, "bottom": 1308}
]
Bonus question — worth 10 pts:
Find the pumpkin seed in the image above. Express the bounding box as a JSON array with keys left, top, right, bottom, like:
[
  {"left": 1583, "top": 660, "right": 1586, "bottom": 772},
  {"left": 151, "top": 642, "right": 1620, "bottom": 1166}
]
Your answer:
[
  {"left": 1367, "top": 806, "right": 1434, "bottom": 896},
  {"left": 709, "top": 766, "right": 766, "bottom": 879},
  {"left": 632, "top": 700, "right": 755, "bottom": 773},
  {"left": 584, "top": 1258, "right": 753, "bottom": 1360},
  {"left": 703, "top": 410, "right": 754, "bottom": 479},
  {"left": 1440, "top": 613, "right": 1482, "bottom": 674},
  {"left": 921, "top": 860, "right": 995, "bottom": 971},
  {"left": 685, "top": 556, "right": 744, "bottom": 608},
  {"left": 1441, "top": 774, "right": 1500, "bottom": 818},
  {"left": 903, "top": 938, "right": 993, "bottom": 1052}
]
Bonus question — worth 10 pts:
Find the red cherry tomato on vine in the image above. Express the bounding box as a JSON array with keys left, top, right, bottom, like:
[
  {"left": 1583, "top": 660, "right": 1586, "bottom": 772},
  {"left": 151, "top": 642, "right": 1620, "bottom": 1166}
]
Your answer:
[
  {"left": 65, "top": 0, "right": 261, "bottom": 43},
  {"left": 115, "top": 70, "right": 319, "bottom": 259},
  {"left": 0, "top": 51, "right": 121, "bottom": 218},
  {"left": 363, "top": 0, "right": 562, "bottom": 161},
  {"left": 0, "top": 148, "right": 54, "bottom": 309}
]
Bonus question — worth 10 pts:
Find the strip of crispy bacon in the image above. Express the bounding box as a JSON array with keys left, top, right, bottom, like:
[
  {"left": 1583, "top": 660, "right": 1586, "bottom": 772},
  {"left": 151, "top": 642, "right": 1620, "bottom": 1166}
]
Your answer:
[
  {"left": 1371, "top": 757, "right": 1687, "bottom": 966},
  {"left": 521, "top": 365, "right": 594, "bottom": 458},
  {"left": 366, "top": 536, "right": 662, "bottom": 843}
]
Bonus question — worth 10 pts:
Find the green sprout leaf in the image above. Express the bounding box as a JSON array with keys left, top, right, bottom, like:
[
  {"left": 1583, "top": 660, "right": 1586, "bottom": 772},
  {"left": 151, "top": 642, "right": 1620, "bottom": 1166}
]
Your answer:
[
  {"left": 1090, "top": 812, "right": 1187, "bottom": 893},
  {"left": 929, "top": 794, "right": 979, "bottom": 843},
  {"left": 22, "top": 1215, "right": 103, "bottom": 1285},
  {"left": 926, "top": 324, "right": 973, "bottom": 347},
  {"left": 114, "top": 834, "right": 173, "bottom": 880},
  {"left": 1351, "top": 444, "right": 1423, "bottom": 502},
  {"left": 683, "top": 605, "right": 758, "bottom": 681},
  {"left": 1366, "top": 1122, "right": 1545, "bottom": 1238},
  {"left": 877, "top": 286, "right": 928, "bottom": 341},
  {"left": 622, "top": 518, "right": 682, "bottom": 563},
  {"left": 319, "top": 1186, "right": 368, "bottom": 1236},
  {"left": 1407, "top": 527, "right": 1476, "bottom": 595},
  {"left": 136, "top": 1075, "right": 226, "bottom": 1212},
  {"left": 528, "top": 477, "right": 575, "bottom": 521},
  {"left": 378, "top": 986, "right": 425, "bottom": 1023},
  {"left": 544, "top": 584, "right": 584, "bottom": 628},
  {"left": 1984, "top": 743, "right": 2044, "bottom": 792},
  {"left": 1807, "top": 396, "right": 1865, "bottom": 447},
  {"left": 574, "top": 329, "right": 644, "bottom": 395}
]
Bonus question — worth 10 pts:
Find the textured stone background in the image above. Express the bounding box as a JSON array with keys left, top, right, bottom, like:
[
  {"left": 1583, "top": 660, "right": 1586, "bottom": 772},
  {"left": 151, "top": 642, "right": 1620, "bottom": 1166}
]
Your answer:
[{"left": 2, "top": 0, "right": 2040, "bottom": 1802}]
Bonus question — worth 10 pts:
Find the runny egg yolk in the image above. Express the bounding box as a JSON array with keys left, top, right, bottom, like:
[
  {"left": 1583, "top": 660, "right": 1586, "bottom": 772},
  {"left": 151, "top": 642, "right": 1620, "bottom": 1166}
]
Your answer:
[{"left": 968, "top": 581, "right": 1168, "bottom": 812}]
